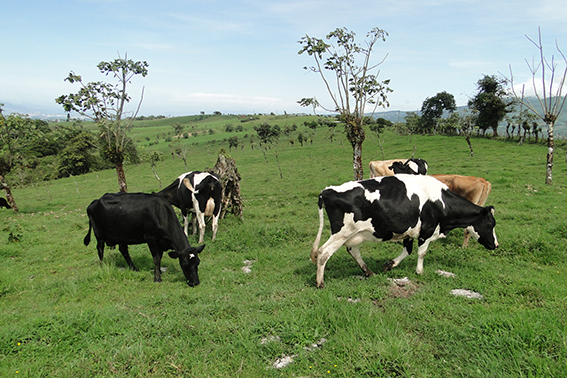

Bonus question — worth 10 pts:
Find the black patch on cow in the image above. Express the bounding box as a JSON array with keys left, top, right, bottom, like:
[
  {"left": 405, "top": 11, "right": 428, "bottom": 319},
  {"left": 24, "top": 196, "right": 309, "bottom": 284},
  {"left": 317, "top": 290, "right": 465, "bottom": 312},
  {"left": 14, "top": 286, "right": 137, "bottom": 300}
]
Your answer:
[{"left": 321, "top": 177, "right": 421, "bottom": 241}]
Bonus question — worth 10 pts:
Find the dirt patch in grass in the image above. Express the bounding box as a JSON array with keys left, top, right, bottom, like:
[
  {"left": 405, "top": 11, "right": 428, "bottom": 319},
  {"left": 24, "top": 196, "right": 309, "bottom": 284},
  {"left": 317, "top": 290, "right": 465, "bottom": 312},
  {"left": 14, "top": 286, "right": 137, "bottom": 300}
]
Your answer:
[
  {"left": 387, "top": 277, "right": 419, "bottom": 299},
  {"left": 373, "top": 277, "right": 420, "bottom": 309}
]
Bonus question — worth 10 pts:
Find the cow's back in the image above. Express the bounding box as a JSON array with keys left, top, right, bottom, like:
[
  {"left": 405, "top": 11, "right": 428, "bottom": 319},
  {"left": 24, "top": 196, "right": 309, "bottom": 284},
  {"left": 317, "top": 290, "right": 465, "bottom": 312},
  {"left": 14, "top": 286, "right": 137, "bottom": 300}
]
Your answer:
[
  {"left": 431, "top": 174, "right": 491, "bottom": 206},
  {"left": 90, "top": 193, "right": 180, "bottom": 247}
]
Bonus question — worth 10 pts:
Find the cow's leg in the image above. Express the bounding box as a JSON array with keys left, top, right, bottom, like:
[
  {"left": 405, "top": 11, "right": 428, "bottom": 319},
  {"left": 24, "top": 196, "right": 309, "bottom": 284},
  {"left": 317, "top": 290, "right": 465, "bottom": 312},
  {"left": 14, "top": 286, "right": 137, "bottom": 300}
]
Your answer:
[
  {"left": 415, "top": 239, "right": 433, "bottom": 275},
  {"left": 415, "top": 239, "right": 431, "bottom": 274},
  {"left": 96, "top": 239, "right": 105, "bottom": 267},
  {"left": 191, "top": 211, "right": 198, "bottom": 235},
  {"left": 383, "top": 239, "right": 413, "bottom": 271},
  {"left": 211, "top": 213, "right": 219, "bottom": 241},
  {"left": 119, "top": 244, "right": 138, "bottom": 271},
  {"left": 195, "top": 210, "right": 206, "bottom": 244},
  {"left": 346, "top": 246, "right": 374, "bottom": 277},
  {"left": 181, "top": 209, "right": 190, "bottom": 236},
  {"left": 315, "top": 234, "right": 348, "bottom": 288},
  {"left": 148, "top": 244, "right": 164, "bottom": 282}
]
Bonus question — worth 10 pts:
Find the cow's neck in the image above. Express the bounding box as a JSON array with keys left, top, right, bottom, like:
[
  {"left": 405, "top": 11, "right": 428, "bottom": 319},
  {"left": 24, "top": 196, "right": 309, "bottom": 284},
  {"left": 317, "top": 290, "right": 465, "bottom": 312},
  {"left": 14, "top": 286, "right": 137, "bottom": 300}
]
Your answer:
[{"left": 440, "top": 194, "right": 484, "bottom": 232}]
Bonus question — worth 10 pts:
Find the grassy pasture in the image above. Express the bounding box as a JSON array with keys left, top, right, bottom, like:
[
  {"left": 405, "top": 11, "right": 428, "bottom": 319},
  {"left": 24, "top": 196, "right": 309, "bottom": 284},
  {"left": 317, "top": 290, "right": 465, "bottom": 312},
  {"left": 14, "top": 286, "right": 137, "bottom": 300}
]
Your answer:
[{"left": 1, "top": 115, "right": 567, "bottom": 377}]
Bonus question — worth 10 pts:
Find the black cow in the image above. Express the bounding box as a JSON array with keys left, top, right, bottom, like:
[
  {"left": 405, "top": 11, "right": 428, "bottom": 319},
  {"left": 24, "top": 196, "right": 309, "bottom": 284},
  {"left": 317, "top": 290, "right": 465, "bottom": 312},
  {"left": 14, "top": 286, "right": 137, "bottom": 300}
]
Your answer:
[
  {"left": 158, "top": 171, "right": 222, "bottom": 243},
  {"left": 0, "top": 198, "right": 11, "bottom": 209},
  {"left": 388, "top": 158, "right": 428, "bottom": 175},
  {"left": 311, "top": 174, "right": 498, "bottom": 288},
  {"left": 84, "top": 192, "right": 205, "bottom": 286}
]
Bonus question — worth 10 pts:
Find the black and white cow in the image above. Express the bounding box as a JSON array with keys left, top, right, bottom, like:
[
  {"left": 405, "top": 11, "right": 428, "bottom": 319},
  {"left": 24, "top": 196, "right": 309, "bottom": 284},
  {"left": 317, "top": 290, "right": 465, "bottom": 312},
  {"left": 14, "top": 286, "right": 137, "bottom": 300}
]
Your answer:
[
  {"left": 0, "top": 197, "right": 11, "bottom": 209},
  {"left": 388, "top": 158, "right": 428, "bottom": 175},
  {"left": 158, "top": 171, "right": 222, "bottom": 243},
  {"left": 84, "top": 192, "right": 205, "bottom": 286},
  {"left": 311, "top": 174, "right": 498, "bottom": 288}
]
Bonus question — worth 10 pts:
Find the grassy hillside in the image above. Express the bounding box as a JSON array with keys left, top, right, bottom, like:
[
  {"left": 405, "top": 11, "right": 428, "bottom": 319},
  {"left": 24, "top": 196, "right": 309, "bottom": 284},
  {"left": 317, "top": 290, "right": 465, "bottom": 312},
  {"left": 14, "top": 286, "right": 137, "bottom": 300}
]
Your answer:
[{"left": 1, "top": 115, "right": 567, "bottom": 377}]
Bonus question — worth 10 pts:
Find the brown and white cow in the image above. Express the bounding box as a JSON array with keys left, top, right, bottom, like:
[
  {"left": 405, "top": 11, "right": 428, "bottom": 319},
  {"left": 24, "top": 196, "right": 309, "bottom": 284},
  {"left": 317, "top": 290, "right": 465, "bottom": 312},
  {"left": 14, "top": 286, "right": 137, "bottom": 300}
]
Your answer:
[
  {"left": 369, "top": 159, "right": 407, "bottom": 178},
  {"left": 430, "top": 175, "right": 492, "bottom": 247},
  {"left": 387, "top": 163, "right": 492, "bottom": 248},
  {"left": 369, "top": 158, "right": 428, "bottom": 178}
]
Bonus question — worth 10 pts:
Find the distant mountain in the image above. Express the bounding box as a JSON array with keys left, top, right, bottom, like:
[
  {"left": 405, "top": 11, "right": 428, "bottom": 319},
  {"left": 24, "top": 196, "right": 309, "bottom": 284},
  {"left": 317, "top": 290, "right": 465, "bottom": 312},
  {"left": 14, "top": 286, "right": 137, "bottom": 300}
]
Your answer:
[{"left": 0, "top": 101, "right": 66, "bottom": 120}]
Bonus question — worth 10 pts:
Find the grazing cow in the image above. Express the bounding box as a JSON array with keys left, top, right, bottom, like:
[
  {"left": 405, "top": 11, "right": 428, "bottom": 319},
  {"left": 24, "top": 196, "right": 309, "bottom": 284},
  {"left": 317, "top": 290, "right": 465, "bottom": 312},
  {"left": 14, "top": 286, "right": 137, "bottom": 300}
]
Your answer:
[
  {"left": 311, "top": 174, "right": 498, "bottom": 288},
  {"left": 388, "top": 158, "right": 429, "bottom": 175},
  {"left": 0, "top": 197, "right": 11, "bottom": 209},
  {"left": 387, "top": 164, "right": 491, "bottom": 247},
  {"left": 430, "top": 175, "right": 492, "bottom": 247},
  {"left": 369, "top": 159, "right": 407, "bottom": 178},
  {"left": 84, "top": 192, "right": 205, "bottom": 286},
  {"left": 158, "top": 171, "right": 222, "bottom": 243}
]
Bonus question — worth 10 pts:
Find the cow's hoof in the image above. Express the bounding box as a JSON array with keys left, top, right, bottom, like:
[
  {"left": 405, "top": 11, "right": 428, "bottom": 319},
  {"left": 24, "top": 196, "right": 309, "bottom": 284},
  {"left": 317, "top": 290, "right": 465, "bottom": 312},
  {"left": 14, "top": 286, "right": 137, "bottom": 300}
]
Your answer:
[
  {"left": 382, "top": 260, "right": 395, "bottom": 272},
  {"left": 364, "top": 270, "right": 376, "bottom": 277}
]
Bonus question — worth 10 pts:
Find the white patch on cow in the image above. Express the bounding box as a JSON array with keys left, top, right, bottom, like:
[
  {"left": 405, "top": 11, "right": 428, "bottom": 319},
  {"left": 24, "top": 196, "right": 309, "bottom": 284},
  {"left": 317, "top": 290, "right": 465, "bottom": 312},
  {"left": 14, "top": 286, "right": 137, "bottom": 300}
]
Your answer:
[
  {"left": 466, "top": 225, "right": 480, "bottom": 240},
  {"left": 493, "top": 229, "right": 498, "bottom": 247},
  {"left": 325, "top": 180, "right": 364, "bottom": 193},
  {"left": 392, "top": 220, "right": 423, "bottom": 241},
  {"left": 364, "top": 187, "right": 381, "bottom": 203},
  {"left": 189, "top": 254, "right": 195, "bottom": 259},
  {"left": 407, "top": 160, "right": 418, "bottom": 173},
  {"left": 340, "top": 213, "right": 376, "bottom": 244},
  {"left": 177, "top": 171, "right": 193, "bottom": 188},
  {"left": 192, "top": 171, "right": 214, "bottom": 188},
  {"left": 204, "top": 197, "right": 215, "bottom": 216},
  {"left": 396, "top": 175, "right": 447, "bottom": 210}
]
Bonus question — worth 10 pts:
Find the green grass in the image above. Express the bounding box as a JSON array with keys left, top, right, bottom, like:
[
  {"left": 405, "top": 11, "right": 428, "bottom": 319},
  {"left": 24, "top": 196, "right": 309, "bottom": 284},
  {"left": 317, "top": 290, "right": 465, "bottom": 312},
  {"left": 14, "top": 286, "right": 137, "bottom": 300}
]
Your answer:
[{"left": 2, "top": 115, "right": 567, "bottom": 376}]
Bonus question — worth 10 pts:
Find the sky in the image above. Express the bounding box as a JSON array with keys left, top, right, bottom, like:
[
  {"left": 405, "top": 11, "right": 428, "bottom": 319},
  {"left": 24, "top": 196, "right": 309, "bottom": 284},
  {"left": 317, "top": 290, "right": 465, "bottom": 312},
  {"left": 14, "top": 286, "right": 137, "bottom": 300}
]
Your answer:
[{"left": 2, "top": 0, "right": 567, "bottom": 118}]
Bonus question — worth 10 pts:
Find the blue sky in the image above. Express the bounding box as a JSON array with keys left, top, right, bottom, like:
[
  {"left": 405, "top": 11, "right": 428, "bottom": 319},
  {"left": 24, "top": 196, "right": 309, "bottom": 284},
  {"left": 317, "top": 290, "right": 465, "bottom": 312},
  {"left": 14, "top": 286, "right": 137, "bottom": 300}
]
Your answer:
[{"left": 2, "top": 0, "right": 567, "bottom": 117}]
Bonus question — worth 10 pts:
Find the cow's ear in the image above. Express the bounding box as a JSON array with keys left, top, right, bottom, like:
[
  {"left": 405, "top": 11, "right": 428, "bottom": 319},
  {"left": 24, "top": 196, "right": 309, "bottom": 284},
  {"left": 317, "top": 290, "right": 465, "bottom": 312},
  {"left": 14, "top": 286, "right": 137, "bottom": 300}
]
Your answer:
[
  {"left": 194, "top": 244, "right": 206, "bottom": 254},
  {"left": 169, "top": 251, "right": 180, "bottom": 259},
  {"left": 483, "top": 206, "right": 495, "bottom": 216}
]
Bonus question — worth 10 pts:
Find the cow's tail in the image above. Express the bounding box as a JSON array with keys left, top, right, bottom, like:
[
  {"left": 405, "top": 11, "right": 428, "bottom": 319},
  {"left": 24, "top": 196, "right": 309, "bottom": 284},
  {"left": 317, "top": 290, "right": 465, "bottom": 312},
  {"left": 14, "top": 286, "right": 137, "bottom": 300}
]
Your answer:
[
  {"left": 84, "top": 220, "right": 92, "bottom": 246},
  {"left": 311, "top": 194, "right": 325, "bottom": 264}
]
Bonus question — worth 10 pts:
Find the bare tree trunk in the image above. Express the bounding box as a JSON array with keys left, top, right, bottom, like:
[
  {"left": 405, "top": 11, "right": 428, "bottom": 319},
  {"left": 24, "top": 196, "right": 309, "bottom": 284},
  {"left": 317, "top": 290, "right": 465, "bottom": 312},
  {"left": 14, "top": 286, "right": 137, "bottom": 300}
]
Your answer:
[
  {"left": 546, "top": 123, "right": 554, "bottom": 185},
  {"left": 492, "top": 125, "right": 499, "bottom": 138},
  {"left": 353, "top": 141, "right": 364, "bottom": 180},
  {"left": 0, "top": 175, "right": 19, "bottom": 212},
  {"left": 346, "top": 119, "right": 365, "bottom": 181},
  {"left": 465, "top": 136, "right": 474, "bottom": 157},
  {"left": 151, "top": 166, "right": 161, "bottom": 190},
  {"left": 115, "top": 162, "right": 128, "bottom": 192}
]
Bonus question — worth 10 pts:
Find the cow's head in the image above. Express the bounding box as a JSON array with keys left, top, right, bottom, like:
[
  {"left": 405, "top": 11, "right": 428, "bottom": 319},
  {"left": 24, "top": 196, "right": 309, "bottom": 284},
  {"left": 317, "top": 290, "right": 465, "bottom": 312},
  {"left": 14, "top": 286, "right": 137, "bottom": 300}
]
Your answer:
[
  {"left": 467, "top": 206, "right": 498, "bottom": 250},
  {"left": 169, "top": 244, "right": 206, "bottom": 287},
  {"left": 388, "top": 159, "right": 428, "bottom": 175}
]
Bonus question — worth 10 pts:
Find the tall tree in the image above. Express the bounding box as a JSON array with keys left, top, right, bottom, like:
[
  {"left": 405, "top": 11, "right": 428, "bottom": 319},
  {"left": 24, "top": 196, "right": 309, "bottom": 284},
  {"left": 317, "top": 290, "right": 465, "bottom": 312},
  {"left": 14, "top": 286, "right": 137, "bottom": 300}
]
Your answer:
[
  {"left": 298, "top": 27, "right": 392, "bottom": 180},
  {"left": 253, "top": 122, "right": 283, "bottom": 177},
  {"left": 468, "top": 75, "right": 513, "bottom": 137},
  {"left": 56, "top": 53, "right": 148, "bottom": 192},
  {"left": 419, "top": 91, "right": 457, "bottom": 133},
  {"left": 508, "top": 28, "right": 567, "bottom": 185},
  {"left": 0, "top": 113, "right": 44, "bottom": 212}
]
